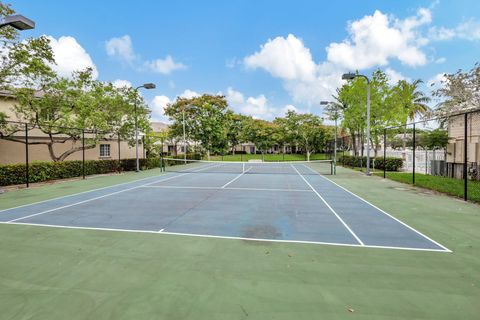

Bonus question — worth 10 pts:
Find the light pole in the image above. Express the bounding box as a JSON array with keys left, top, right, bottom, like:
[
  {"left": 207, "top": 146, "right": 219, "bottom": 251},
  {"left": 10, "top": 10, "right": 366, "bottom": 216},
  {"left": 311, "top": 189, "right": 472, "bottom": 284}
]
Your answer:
[
  {"left": 342, "top": 72, "right": 371, "bottom": 176},
  {"left": 0, "top": 14, "right": 35, "bottom": 30},
  {"left": 320, "top": 101, "right": 340, "bottom": 175},
  {"left": 134, "top": 83, "right": 156, "bottom": 172},
  {"left": 182, "top": 106, "right": 186, "bottom": 164}
]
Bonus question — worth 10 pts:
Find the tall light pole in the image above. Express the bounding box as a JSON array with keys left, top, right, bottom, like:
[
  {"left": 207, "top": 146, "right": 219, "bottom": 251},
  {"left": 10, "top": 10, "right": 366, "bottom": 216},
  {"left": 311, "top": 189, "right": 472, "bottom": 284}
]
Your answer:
[
  {"left": 182, "top": 106, "right": 186, "bottom": 164},
  {"left": 0, "top": 14, "right": 35, "bottom": 30},
  {"left": 342, "top": 72, "right": 371, "bottom": 176},
  {"left": 321, "top": 101, "right": 340, "bottom": 175},
  {"left": 134, "top": 83, "right": 156, "bottom": 172}
]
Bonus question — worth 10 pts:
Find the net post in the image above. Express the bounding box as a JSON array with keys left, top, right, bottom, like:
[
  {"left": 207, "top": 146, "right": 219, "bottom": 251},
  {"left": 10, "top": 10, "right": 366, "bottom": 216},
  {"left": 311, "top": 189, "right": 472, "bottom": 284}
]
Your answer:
[
  {"left": 25, "top": 123, "right": 29, "bottom": 188},
  {"left": 464, "top": 112, "right": 468, "bottom": 201},
  {"left": 383, "top": 128, "right": 386, "bottom": 179},
  {"left": 413, "top": 122, "right": 416, "bottom": 185},
  {"left": 82, "top": 129, "right": 85, "bottom": 179},
  {"left": 331, "top": 160, "right": 333, "bottom": 175}
]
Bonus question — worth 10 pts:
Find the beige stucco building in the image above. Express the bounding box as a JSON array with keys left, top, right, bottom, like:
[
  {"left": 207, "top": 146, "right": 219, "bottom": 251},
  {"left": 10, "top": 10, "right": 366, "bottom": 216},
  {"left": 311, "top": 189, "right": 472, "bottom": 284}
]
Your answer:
[{"left": 0, "top": 91, "right": 143, "bottom": 165}]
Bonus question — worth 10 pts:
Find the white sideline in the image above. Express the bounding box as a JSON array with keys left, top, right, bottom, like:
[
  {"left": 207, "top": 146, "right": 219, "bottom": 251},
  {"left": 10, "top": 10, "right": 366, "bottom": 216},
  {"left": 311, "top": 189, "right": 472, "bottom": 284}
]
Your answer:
[
  {"left": 290, "top": 164, "right": 365, "bottom": 246},
  {"left": 301, "top": 164, "right": 452, "bottom": 252},
  {"left": 7, "top": 163, "right": 222, "bottom": 223},
  {"left": 0, "top": 221, "right": 450, "bottom": 252}
]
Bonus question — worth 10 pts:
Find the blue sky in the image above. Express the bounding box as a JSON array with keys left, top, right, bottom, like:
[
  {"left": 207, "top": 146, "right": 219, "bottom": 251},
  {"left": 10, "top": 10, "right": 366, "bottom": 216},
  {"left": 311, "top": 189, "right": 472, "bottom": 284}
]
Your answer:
[{"left": 11, "top": 0, "right": 480, "bottom": 122}]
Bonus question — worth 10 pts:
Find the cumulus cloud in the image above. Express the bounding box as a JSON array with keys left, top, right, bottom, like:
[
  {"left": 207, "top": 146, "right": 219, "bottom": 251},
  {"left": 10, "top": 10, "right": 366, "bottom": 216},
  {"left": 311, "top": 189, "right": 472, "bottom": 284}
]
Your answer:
[
  {"left": 105, "top": 35, "right": 186, "bottom": 74},
  {"left": 385, "top": 68, "right": 411, "bottom": 85},
  {"left": 105, "top": 35, "right": 136, "bottom": 63},
  {"left": 178, "top": 89, "right": 199, "bottom": 99},
  {"left": 242, "top": 7, "right": 441, "bottom": 107},
  {"left": 112, "top": 79, "right": 132, "bottom": 88},
  {"left": 226, "top": 87, "right": 279, "bottom": 119},
  {"left": 244, "top": 34, "right": 316, "bottom": 82},
  {"left": 427, "top": 72, "right": 447, "bottom": 90},
  {"left": 150, "top": 95, "right": 171, "bottom": 122},
  {"left": 145, "top": 55, "right": 187, "bottom": 75},
  {"left": 47, "top": 36, "right": 98, "bottom": 79},
  {"left": 327, "top": 9, "right": 429, "bottom": 69},
  {"left": 429, "top": 19, "right": 480, "bottom": 41}
]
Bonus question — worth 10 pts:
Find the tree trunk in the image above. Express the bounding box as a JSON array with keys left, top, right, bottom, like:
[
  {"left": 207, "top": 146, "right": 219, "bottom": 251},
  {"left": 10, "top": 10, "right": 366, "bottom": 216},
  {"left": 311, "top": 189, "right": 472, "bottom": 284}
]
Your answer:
[
  {"left": 307, "top": 150, "right": 311, "bottom": 161},
  {"left": 207, "top": 149, "right": 210, "bottom": 161}
]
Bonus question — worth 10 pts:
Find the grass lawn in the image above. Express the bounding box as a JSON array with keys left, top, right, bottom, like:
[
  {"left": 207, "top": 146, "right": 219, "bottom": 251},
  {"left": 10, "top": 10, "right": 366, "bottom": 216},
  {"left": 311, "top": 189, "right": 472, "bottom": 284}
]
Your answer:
[
  {"left": 0, "top": 166, "right": 479, "bottom": 319},
  {"left": 206, "top": 153, "right": 328, "bottom": 161},
  {"left": 373, "top": 171, "right": 480, "bottom": 203}
]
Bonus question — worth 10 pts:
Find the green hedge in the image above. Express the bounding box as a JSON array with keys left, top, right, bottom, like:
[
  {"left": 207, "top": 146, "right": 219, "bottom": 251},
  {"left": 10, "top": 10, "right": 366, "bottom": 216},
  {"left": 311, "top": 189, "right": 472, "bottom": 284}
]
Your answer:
[
  {"left": 339, "top": 155, "right": 403, "bottom": 171},
  {"left": 0, "top": 158, "right": 162, "bottom": 186}
]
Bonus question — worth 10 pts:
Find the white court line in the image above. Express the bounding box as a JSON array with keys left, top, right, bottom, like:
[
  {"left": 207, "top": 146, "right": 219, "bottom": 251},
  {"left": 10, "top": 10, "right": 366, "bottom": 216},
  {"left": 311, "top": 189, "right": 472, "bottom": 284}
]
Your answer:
[
  {"left": 0, "top": 221, "right": 450, "bottom": 252},
  {"left": 7, "top": 163, "right": 222, "bottom": 223},
  {"left": 301, "top": 164, "right": 452, "bottom": 252},
  {"left": 0, "top": 173, "right": 171, "bottom": 214},
  {"left": 290, "top": 164, "right": 365, "bottom": 246},
  {"left": 220, "top": 167, "right": 251, "bottom": 188},
  {"left": 141, "top": 185, "right": 312, "bottom": 192}
]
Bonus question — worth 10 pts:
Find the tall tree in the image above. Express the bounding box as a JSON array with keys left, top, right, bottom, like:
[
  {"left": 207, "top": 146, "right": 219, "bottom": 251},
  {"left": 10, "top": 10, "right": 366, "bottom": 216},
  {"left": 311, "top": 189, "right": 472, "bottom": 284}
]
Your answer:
[
  {"left": 433, "top": 63, "right": 480, "bottom": 114},
  {"left": 164, "top": 94, "right": 230, "bottom": 159},
  {"left": 241, "top": 117, "right": 276, "bottom": 158},
  {"left": 1, "top": 69, "right": 150, "bottom": 161},
  {"left": 393, "top": 79, "right": 431, "bottom": 150}
]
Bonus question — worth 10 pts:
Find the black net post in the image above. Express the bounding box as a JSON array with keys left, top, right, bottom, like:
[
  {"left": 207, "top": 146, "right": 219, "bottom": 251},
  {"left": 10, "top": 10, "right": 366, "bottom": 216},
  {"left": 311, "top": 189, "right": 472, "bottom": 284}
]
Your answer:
[
  {"left": 82, "top": 129, "right": 85, "bottom": 179},
  {"left": 25, "top": 123, "right": 29, "bottom": 188},
  {"left": 413, "top": 122, "right": 416, "bottom": 185},
  {"left": 464, "top": 113, "right": 468, "bottom": 201},
  {"left": 117, "top": 134, "right": 121, "bottom": 171},
  {"left": 383, "top": 128, "right": 386, "bottom": 179}
]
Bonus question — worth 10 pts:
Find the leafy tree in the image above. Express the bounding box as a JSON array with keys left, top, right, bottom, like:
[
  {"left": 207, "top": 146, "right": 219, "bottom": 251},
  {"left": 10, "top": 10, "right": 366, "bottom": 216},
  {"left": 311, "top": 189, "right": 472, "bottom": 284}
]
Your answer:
[
  {"left": 1, "top": 69, "right": 150, "bottom": 161},
  {"left": 392, "top": 79, "right": 431, "bottom": 150},
  {"left": 164, "top": 94, "right": 230, "bottom": 159},
  {"left": 225, "top": 112, "right": 246, "bottom": 154},
  {"left": 433, "top": 63, "right": 480, "bottom": 114},
  {"left": 241, "top": 117, "right": 276, "bottom": 158},
  {"left": 280, "top": 110, "right": 325, "bottom": 161}
]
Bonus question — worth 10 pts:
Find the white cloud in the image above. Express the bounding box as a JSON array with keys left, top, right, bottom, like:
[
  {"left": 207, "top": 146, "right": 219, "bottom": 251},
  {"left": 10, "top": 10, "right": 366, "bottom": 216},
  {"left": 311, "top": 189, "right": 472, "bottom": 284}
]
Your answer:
[
  {"left": 226, "top": 87, "right": 278, "bottom": 119},
  {"left": 105, "top": 35, "right": 136, "bottom": 63},
  {"left": 385, "top": 68, "right": 411, "bottom": 85},
  {"left": 105, "top": 35, "right": 186, "bottom": 74},
  {"left": 244, "top": 34, "right": 316, "bottom": 82},
  {"left": 150, "top": 95, "right": 171, "bottom": 122},
  {"left": 242, "top": 8, "right": 436, "bottom": 107},
  {"left": 429, "top": 19, "right": 480, "bottom": 41},
  {"left": 46, "top": 36, "right": 98, "bottom": 79},
  {"left": 145, "top": 56, "right": 186, "bottom": 75},
  {"left": 435, "top": 57, "right": 446, "bottom": 64},
  {"left": 327, "top": 9, "right": 429, "bottom": 69},
  {"left": 178, "top": 89, "right": 199, "bottom": 99},
  {"left": 112, "top": 79, "right": 132, "bottom": 88}
]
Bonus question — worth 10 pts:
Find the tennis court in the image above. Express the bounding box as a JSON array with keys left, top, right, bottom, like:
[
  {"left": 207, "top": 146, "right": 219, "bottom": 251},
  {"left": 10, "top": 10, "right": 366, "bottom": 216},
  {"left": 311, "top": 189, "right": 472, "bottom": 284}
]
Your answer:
[{"left": 0, "top": 159, "right": 449, "bottom": 252}]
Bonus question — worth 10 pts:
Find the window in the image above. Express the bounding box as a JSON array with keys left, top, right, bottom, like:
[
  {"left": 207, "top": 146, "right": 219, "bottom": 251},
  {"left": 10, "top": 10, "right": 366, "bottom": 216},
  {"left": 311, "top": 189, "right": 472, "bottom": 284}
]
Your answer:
[{"left": 100, "top": 144, "right": 110, "bottom": 157}]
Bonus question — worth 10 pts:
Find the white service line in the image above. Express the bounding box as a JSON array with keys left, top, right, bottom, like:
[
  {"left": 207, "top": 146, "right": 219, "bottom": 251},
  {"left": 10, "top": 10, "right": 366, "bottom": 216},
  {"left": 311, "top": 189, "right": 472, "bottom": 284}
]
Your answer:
[
  {"left": 301, "top": 164, "right": 452, "bottom": 252},
  {"left": 7, "top": 163, "right": 222, "bottom": 223},
  {"left": 220, "top": 167, "right": 251, "bottom": 188},
  {"left": 141, "top": 185, "right": 312, "bottom": 192},
  {"left": 0, "top": 221, "right": 450, "bottom": 252},
  {"left": 290, "top": 164, "right": 365, "bottom": 246}
]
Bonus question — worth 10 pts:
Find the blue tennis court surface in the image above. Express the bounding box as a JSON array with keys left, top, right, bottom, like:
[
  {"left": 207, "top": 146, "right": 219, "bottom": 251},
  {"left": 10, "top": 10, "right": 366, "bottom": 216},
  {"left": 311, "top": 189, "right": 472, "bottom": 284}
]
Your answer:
[{"left": 0, "top": 163, "right": 450, "bottom": 252}]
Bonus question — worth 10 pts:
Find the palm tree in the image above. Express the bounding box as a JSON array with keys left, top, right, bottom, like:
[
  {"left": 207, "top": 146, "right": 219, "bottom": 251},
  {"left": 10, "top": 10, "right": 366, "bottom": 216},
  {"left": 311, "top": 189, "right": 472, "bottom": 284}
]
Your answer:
[{"left": 394, "top": 79, "right": 431, "bottom": 150}]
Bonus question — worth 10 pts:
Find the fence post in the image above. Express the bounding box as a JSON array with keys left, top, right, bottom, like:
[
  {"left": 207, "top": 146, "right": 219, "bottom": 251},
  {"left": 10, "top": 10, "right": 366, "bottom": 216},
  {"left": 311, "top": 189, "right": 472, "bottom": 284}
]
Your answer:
[
  {"left": 25, "top": 123, "right": 29, "bottom": 188},
  {"left": 383, "top": 128, "right": 386, "bottom": 179},
  {"left": 464, "top": 113, "right": 468, "bottom": 201},
  {"left": 413, "top": 123, "right": 416, "bottom": 185},
  {"left": 82, "top": 129, "right": 85, "bottom": 179},
  {"left": 118, "top": 134, "right": 121, "bottom": 171}
]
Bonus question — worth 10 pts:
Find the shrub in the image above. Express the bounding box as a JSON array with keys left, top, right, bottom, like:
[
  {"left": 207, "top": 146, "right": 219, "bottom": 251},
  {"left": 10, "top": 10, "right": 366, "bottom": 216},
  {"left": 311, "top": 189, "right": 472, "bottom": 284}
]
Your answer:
[
  {"left": 339, "top": 155, "right": 403, "bottom": 171},
  {"left": 0, "top": 157, "right": 162, "bottom": 186}
]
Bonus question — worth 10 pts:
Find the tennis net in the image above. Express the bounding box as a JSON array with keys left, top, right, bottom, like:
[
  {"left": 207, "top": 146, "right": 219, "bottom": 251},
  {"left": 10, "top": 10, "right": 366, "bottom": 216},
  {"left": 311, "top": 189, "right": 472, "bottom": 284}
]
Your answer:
[{"left": 161, "top": 158, "right": 334, "bottom": 175}]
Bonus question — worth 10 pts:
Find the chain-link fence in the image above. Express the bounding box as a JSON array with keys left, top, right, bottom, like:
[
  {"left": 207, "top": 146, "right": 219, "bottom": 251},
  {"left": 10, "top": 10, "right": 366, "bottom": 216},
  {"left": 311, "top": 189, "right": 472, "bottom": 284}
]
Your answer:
[
  {"left": 0, "top": 120, "right": 155, "bottom": 188},
  {"left": 382, "top": 109, "right": 480, "bottom": 202}
]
